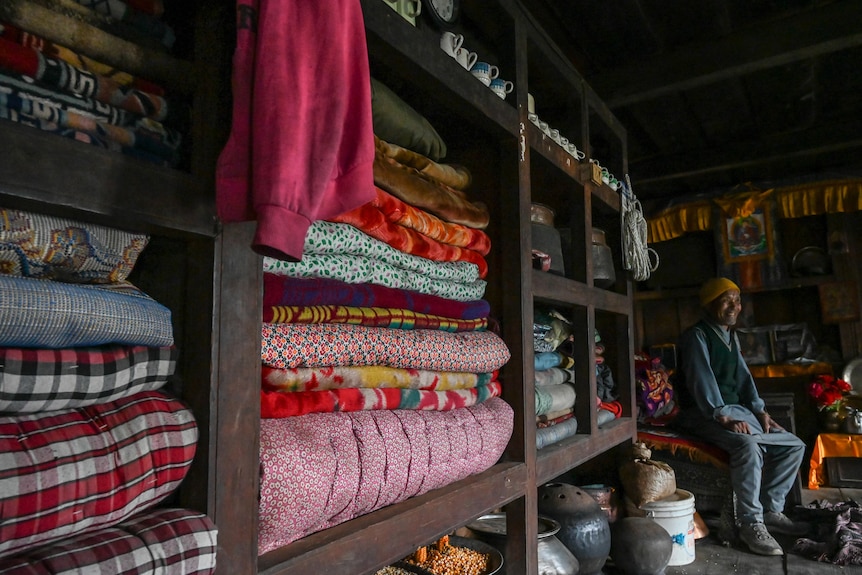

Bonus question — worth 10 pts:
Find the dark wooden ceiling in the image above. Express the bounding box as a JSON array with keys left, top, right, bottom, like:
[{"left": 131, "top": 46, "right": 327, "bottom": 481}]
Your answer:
[{"left": 519, "top": 0, "right": 862, "bottom": 209}]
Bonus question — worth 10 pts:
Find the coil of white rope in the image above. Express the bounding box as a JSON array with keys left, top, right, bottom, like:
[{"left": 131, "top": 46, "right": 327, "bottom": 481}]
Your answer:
[{"left": 620, "top": 175, "right": 659, "bottom": 281}]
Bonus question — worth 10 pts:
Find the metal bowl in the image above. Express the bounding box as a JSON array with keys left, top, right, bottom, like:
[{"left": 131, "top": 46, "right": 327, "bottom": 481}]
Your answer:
[
  {"left": 395, "top": 535, "right": 503, "bottom": 575},
  {"left": 790, "top": 246, "right": 831, "bottom": 276}
]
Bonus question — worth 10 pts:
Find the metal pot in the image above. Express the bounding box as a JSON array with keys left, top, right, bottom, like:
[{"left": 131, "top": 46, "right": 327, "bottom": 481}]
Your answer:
[
  {"left": 466, "top": 513, "right": 580, "bottom": 575},
  {"left": 843, "top": 406, "right": 862, "bottom": 434},
  {"left": 538, "top": 482, "right": 611, "bottom": 575},
  {"left": 591, "top": 227, "right": 616, "bottom": 288}
]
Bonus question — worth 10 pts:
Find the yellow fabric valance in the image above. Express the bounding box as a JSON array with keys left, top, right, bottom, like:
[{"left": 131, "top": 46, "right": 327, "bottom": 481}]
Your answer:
[
  {"left": 774, "top": 179, "right": 862, "bottom": 219},
  {"left": 647, "top": 200, "right": 713, "bottom": 243},
  {"left": 648, "top": 179, "right": 862, "bottom": 243}
]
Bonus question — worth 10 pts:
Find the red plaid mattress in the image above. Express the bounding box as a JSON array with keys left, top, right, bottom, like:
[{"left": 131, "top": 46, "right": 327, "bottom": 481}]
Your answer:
[
  {"left": 0, "top": 345, "right": 176, "bottom": 413},
  {"left": 0, "top": 507, "right": 216, "bottom": 574},
  {"left": 0, "top": 391, "right": 197, "bottom": 559}
]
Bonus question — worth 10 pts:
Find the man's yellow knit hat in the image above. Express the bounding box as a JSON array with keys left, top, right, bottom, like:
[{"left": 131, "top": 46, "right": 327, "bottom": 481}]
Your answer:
[{"left": 699, "top": 277, "right": 740, "bottom": 307}]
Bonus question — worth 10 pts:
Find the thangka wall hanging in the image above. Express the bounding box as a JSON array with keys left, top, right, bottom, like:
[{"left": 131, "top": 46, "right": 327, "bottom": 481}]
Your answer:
[{"left": 712, "top": 188, "right": 787, "bottom": 290}]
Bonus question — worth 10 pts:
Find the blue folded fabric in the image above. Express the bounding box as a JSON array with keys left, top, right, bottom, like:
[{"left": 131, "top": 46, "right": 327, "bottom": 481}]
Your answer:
[
  {"left": 537, "top": 417, "right": 578, "bottom": 449},
  {"left": 0, "top": 275, "right": 173, "bottom": 347}
]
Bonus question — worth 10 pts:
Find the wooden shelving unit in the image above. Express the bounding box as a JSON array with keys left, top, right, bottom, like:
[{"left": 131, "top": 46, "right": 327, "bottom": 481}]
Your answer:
[{"left": 0, "top": 1, "right": 636, "bottom": 573}]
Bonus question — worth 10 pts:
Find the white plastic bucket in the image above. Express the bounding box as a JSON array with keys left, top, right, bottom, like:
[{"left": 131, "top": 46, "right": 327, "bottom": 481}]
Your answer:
[{"left": 640, "top": 489, "right": 696, "bottom": 566}]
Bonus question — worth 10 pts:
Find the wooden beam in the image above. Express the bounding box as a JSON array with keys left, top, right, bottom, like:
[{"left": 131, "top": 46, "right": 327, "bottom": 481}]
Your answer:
[
  {"left": 635, "top": 139, "right": 862, "bottom": 185},
  {"left": 590, "top": 1, "right": 862, "bottom": 107},
  {"left": 630, "top": 118, "right": 862, "bottom": 185}
]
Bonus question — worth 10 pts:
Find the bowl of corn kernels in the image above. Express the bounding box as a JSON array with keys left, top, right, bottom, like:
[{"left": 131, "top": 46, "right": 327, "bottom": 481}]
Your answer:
[{"left": 383, "top": 535, "right": 502, "bottom": 575}]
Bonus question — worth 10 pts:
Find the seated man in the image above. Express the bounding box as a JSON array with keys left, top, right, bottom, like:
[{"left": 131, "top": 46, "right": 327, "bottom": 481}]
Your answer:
[{"left": 673, "top": 277, "right": 808, "bottom": 556}]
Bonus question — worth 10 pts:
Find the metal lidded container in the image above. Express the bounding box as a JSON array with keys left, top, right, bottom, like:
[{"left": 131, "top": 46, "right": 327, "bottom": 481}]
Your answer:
[{"left": 466, "top": 513, "right": 580, "bottom": 575}]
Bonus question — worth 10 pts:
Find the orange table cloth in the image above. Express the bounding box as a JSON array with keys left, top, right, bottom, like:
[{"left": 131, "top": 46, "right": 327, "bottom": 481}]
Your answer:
[
  {"left": 749, "top": 362, "right": 832, "bottom": 379},
  {"left": 807, "top": 433, "right": 862, "bottom": 489}
]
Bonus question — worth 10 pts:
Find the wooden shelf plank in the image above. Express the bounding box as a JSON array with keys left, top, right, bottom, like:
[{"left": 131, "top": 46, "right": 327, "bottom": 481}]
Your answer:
[
  {"left": 527, "top": 123, "right": 584, "bottom": 180},
  {"left": 0, "top": 121, "right": 215, "bottom": 237},
  {"left": 536, "top": 418, "right": 636, "bottom": 484},
  {"left": 532, "top": 270, "right": 632, "bottom": 314},
  {"left": 258, "top": 462, "right": 528, "bottom": 575}
]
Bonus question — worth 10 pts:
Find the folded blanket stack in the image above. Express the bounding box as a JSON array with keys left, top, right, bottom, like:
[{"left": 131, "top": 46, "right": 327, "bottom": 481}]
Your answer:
[
  {"left": 0, "top": 0, "right": 189, "bottom": 167},
  {"left": 532, "top": 315, "right": 622, "bottom": 449},
  {"left": 257, "top": 87, "right": 513, "bottom": 553},
  {"left": 0, "top": 207, "right": 216, "bottom": 573},
  {"left": 533, "top": 308, "right": 578, "bottom": 448}
]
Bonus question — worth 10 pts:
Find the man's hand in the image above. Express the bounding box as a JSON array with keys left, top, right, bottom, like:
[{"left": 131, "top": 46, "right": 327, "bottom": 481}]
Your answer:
[
  {"left": 756, "top": 412, "right": 784, "bottom": 433},
  {"left": 716, "top": 415, "right": 750, "bottom": 434}
]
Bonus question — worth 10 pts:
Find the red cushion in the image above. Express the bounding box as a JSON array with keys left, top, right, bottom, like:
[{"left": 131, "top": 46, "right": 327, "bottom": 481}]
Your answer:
[
  {"left": 0, "top": 508, "right": 216, "bottom": 575},
  {"left": 0, "top": 391, "right": 197, "bottom": 559}
]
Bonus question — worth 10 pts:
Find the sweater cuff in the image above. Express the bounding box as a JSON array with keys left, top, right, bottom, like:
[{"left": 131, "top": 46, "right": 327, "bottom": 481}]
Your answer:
[{"left": 252, "top": 206, "right": 311, "bottom": 262}]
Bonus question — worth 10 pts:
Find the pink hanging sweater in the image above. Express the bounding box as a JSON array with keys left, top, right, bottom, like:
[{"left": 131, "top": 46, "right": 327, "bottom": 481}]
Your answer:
[{"left": 216, "top": 0, "right": 376, "bottom": 261}]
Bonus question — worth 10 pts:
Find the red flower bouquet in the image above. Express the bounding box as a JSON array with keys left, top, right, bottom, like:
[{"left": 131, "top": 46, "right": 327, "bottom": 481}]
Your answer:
[{"left": 807, "top": 374, "right": 852, "bottom": 411}]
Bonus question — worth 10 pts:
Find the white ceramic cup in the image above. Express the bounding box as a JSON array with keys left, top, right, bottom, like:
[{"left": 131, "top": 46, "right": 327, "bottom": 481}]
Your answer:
[
  {"left": 455, "top": 48, "right": 478, "bottom": 70},
  {"left": 471, "top": 62, "right": 499, "bottom": 86},
  {"left": 528, "top": 112, "right": 540, "bottom": 125},
  {"left": 549, "top": 128, "right": 562, "bottom": 145},
  {"left": 539, "top": 121, "right": 552, "bottom": 137},
  {"left": 489, "top": 78, "right": 514, "bottom": 99},
  {"left": 400, "top": 0, "right": 421, "bottom": 17},
  {"left": 440, "top": 31, "right": 464, "bottom": 58}
]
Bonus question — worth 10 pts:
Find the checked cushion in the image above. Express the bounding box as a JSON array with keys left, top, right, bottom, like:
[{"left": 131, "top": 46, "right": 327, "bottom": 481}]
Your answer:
[
  {"left": 0, "top": 390, "right": 197, "bottom": 559},
  {"left": 0, "top": 507, "right": 217, "bottom": 575},
  {"left": 0, "top": 345, "right": 176, "bottom": 413}
]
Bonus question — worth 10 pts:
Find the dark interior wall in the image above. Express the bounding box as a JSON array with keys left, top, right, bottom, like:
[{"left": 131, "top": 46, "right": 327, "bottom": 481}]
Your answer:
[{"left": 634, "top": 212, "right": 857, "bottom": 366}]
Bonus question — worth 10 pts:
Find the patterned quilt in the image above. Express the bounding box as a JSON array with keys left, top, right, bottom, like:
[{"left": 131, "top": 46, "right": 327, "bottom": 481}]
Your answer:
[{"left": 258, "top": 397, "right": 513, "bottom": 554}]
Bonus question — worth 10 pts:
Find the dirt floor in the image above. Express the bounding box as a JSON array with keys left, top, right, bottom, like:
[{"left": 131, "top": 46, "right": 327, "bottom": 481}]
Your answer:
[{"left": 602, "top": 487, "right": 862, "bottom": 575}]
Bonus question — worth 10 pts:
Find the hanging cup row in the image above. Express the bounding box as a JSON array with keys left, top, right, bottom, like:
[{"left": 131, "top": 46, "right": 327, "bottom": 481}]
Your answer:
[
  {"left": 526, "top": 93, "right": 586, "bottom": 161},
  {"left": 589, "top": 159, "right": 622, "bottom": 191},
  {"left": 440, "top": 32, "right": 513, "bottom": 100}
]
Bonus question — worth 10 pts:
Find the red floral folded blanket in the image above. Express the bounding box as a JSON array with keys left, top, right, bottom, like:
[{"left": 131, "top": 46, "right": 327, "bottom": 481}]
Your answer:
[
  {"left": 262, "top": 365, "right": 495, "bottom": 392},
  {"left": 260, "top": 379, "right": 502, "bottom": 418},
  {"left": 330, "top": 201, "right": 488, "bottom": 276},
  {"left": 263, "top": 304, "right": 487, "bottom": 332}
]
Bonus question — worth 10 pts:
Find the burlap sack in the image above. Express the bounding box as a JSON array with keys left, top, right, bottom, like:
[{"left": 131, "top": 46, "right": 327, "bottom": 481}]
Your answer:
[{"left": 619, "top": 442, "right": 676, "bottom": 508}]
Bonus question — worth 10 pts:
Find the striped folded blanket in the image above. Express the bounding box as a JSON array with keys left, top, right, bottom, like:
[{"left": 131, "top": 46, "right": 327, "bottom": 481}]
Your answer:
[
  {"left": 263, "top": 274, "right": 491, "bottom": 320},
  {"left": 264, "top": 304, "right": 487, "bottom": 332}
]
